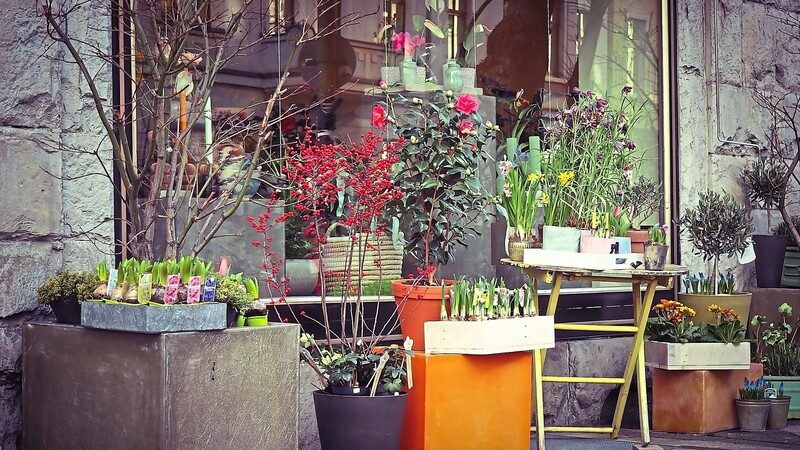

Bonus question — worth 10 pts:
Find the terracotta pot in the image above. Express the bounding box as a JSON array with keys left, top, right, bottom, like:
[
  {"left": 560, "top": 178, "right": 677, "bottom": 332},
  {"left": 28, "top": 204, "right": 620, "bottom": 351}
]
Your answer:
[
  {"left": 627, "top": 229, "right": 649, "bottom": 253},
  {"left": 391, "top": 279, "right": 452, "bottom": 351}
]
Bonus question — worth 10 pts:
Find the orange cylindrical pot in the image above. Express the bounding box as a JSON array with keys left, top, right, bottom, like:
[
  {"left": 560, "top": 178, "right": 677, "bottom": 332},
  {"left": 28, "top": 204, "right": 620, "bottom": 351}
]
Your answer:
[{"left": 391, "top": 279, "right": 452, "bottom": 351}]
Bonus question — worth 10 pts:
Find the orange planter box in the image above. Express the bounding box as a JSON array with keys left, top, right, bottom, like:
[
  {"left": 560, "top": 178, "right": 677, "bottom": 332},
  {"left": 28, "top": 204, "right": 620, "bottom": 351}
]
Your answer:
[
  {"left": 400, "top": 351, "right": 532, "bottom": 450},
  {"left": 653, "top": 363, "right": 763, "bottom": 433}
]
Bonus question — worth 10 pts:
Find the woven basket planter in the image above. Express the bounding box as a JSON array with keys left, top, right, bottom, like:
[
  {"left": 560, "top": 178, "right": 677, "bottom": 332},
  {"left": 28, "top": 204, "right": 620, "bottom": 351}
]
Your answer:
[{"left": 321, "top": 224, "right": 404, "bottom": 287}]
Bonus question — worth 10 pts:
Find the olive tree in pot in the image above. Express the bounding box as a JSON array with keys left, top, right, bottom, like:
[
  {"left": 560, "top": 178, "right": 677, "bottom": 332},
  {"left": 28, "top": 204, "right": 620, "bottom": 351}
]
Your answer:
[
  {"left": 620, "top": 177, "right": 664, "bottom": 253},
  {"left": 742, "top": 158, "right": 789, "bottom": 287},
  {"left": 377, "top": 87, "right": 498, "bottom": 351},
  {"left": 676, "top": 190, "right": 754, "bottom": 324}
]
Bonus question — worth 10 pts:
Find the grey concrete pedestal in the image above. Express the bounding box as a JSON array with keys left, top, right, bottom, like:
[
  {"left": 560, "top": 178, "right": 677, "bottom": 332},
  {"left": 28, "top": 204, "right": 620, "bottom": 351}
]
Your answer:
[{"left": 23, "top": 322, "right": 299, "bottom": 450}]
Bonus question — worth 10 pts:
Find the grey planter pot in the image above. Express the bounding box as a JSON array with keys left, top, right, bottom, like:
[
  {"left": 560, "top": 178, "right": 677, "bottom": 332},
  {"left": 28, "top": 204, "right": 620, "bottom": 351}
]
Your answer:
[
  {"left": 735, "top": 399, "right": 770, "bottom": 432},
  {"left": 764, "top": 376, "right": 800, "bottom": 419},
  {"left": 767, "top": 396, "right": 791, "bottom": 429}
]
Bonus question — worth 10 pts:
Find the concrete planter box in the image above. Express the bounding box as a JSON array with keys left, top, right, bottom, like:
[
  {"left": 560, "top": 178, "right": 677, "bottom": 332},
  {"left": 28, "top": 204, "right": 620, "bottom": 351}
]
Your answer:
[
  {"left": 645, "top": 341, "right": 751, "bottom": 370},
  {"left": 424, "top": 316, "right": 555, "bottom": 355},
  {"left": 23, "top": 322, "right": 300, "bottom": 450},
  {"left": 764, "top": 376, "right": 800, "bottom": 419},
  {"left": 81, "top": 301, "right": 226, "bottom": 333}
]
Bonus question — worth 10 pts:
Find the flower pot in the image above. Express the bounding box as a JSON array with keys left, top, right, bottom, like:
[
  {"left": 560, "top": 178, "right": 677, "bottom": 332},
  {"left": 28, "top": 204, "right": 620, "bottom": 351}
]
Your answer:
[
  {"left": 245, "top": 315, "right": 268, "bottom": 327},
  {"left": 380, "top": 66, "right": 400, "bottom": 87},
  {"left": 678, "top": 292, "right": 752, "bottom": 324},
  {"left": 643, "top": 242, "right": 669, "bottom": 270},
  {"left": 735, "top": 399, "right": 770, "bottom": 432},
  {"left": 313, "top": 390, "right": 407, "bottom": 450},
  {"left": 612, "top": 236, "right": 632, "bottom": 254},
  {"left": 579, "top": 234, "right": 616, "bottom": 254},
  {"left": 753, "top": 234, "right": 788, "bottom": 287},
  {"left": 50, "top": 297, "right": 82, "bottom": 325},
  {"left": 764, "top": 376, "right": 800, "bottom": 419},
  {"left": 541, "top": 225, "right": 581, "bottom": 252},
  {"left": 285, "top": 258, "right": 320, "bottom": 296},
  {"left": 627, "top": 229, "right": 649, "bottom": 253},
  {"left": 507, "top": 238, "right": 538, "bottom": 262},
  {"left": 767, "top": 396, "right": 791, "bottom": 429},
  {"left": 391, "top": 279, "right": 452, "bottom": 351},
  {"left": 400, "top": 57, "right": 417, "bottom": 87}
]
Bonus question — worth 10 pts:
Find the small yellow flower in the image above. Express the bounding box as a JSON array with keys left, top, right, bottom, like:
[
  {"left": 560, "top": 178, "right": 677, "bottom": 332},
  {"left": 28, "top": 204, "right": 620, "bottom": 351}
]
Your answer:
[
  {"left": 558, "top": 171, "right": 575, "bottom": 186},
  {"left": 528, "top": 172, "right": 543, "bottom": 183},
  {"left": 540, "top": 193, "right": 550, "bottom": 205}
]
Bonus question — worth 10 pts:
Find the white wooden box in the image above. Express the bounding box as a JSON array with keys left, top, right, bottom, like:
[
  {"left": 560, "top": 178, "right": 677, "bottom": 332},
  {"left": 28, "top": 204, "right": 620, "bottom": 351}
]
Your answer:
[
  {"left": 644, "top": 341, "right": 751, "bottom": 370},
  {"left": 523, "top": 249, "right": 644, "bottom": 271},
  {"left": 424, "top": 316, "right": 555, "bottom": 355}
]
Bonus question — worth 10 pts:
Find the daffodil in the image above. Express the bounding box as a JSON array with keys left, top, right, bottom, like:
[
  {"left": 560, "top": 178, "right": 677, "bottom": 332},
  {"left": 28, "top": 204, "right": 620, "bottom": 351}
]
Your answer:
[
  {"left": 558, "top": 171, "right": 575, "bottom": 186},
  {"left": 540, "top": 193, "right": 549, "bottom": 205},
  {"left": 528, "top": 172, "right": 542, "bottom": 183}
]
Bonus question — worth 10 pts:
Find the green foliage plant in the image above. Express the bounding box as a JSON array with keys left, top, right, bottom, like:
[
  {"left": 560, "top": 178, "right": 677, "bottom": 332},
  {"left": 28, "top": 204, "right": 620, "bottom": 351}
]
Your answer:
[
  {"left": 37, "top": 271, "right": 100, "bottom": 305},
  {"left": 214, "top": 275, "right": 253, "bottom": 315},
  {"left": 751, "top": 302, "right": 800, "bottom": 376},
  {"left": 619, "top": 177, "right": 664, "bottom": 230},
  {"left": 677, "top": 190, "right": 754, "bottom": 294},
  {"left": 742, "top": 158, "right": 787, "bottom": 232}
]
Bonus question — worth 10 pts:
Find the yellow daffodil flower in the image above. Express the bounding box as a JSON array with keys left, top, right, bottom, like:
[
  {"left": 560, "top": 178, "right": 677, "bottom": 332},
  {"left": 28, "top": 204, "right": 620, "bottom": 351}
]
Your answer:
[
  {"left": 540, "top": 193, "right": 550, "bottom": 204},
  {"left": 558, "top": 171, "right": 575, "bottom": 186}
]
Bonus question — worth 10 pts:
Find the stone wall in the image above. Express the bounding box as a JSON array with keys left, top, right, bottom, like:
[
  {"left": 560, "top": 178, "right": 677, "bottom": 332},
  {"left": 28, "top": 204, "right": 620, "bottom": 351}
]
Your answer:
[
  {"left": 0, "top": 0, "right": 113, "bottom": 448},
  {"left": 676, "top": 0, "right": 800, "bottom": 280}
]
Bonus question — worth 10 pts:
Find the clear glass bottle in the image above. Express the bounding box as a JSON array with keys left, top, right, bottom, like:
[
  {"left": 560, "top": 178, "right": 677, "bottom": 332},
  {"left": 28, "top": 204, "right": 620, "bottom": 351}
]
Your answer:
[{"left": 443, "top": 59, "right": 463, "bottom": 92}]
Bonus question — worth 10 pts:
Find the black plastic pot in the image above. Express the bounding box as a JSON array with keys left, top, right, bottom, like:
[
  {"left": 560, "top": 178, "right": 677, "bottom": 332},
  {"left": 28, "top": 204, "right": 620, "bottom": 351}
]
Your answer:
[
  {"left": 313, "top": 390, "right": 407, "bottom": 450},
  {"left": 753, "top": 234, "right": 789, "bottom": 287},
  {"left": 49, "top": 298, "right": 82, "bottom": 325}
]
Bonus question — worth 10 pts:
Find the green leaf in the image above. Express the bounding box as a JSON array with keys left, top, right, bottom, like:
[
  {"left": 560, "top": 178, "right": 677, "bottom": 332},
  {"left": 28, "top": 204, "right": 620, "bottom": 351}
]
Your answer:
[
  {"left": 424, "top": 20, "right": 445, "bottom": 39},
  {"left": 412, "top": 15, "right": 426, "bottom": 33}
]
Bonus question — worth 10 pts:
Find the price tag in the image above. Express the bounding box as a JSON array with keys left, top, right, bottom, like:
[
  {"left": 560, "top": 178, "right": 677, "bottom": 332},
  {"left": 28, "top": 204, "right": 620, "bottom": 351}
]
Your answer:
[{"left": 138, "top": 273, "right": 152, "bottom": 304}]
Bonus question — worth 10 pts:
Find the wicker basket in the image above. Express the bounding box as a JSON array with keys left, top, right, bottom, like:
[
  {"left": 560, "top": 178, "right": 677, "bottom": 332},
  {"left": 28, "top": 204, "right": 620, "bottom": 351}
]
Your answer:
[{"left": 321, "top": 224, "right": 404, "bottom": 288}]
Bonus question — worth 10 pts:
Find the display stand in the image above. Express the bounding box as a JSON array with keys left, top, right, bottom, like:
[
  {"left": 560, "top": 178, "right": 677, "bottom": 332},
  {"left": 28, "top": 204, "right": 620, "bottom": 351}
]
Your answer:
[{"left": 502, "top": 258, "right": 688, "bottom": 450}]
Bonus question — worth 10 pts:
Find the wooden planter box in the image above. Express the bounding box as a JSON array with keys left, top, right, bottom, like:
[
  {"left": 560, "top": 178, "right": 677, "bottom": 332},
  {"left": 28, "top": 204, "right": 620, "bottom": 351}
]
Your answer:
[
  {"left": 653, "top": 363, "right": 763, "bottom": 433},
  {"left": 523, "top": 248, "right": 643, "bottom": 270},
  {"left": 81, "top": 301, "right": 226, "bottom": 333},
  {"left": 764, "top": 376, "right": 800, "bottom": 419},
  {"left": 424, "top": 316, "right": 555, "bottom": 355},
  {"left": 644, "top": 341, "right": 751, "bottom": 370}
]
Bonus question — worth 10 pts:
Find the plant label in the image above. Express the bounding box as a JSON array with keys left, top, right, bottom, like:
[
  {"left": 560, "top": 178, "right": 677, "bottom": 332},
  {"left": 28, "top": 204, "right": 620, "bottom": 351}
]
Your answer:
[
  {"left": 107, "top": 269, "right": 118, "bottom": 297},
  {"left": 187, "top": 276, "right": 202, "bottom": 304},
  {"left": 165, "top": 274, "right": 180, "bottom": 305},
  {"left": 203, "top": 277, "right": 217, "bottom": 302},
  {"left": 138, "top": 273, "right": 152, "bottom": 304}
]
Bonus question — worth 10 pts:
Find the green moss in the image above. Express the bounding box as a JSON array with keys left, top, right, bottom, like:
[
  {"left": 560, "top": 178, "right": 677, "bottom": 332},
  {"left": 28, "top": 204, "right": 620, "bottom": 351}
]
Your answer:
[
  {"left": 215, "top": 276, "right": 253, "bottom": 314},
  {"left": 36, "top": 271, "right": 100, "bottom": 305}
]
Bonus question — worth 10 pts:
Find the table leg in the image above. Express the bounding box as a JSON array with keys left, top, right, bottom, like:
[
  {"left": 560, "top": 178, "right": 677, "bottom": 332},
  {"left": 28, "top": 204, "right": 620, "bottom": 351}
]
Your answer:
[
  {"left": 631, "top": 282, "right": 651, "bottom": 445},
  {"left": 611, "top": 281, "right": 657, "bottom": 439},
  {"left": 539, "top": 272, "right": 563, "bottom": 363},
  {"left": 533, "top": 348, "right": 545, "bottom": 450}
]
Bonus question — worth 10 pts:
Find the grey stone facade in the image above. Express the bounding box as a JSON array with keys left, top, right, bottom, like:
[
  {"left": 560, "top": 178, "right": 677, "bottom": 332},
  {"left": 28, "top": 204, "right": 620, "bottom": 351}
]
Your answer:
[
  {"left": 3, "top": 0, "right": 800, "bottom": 446},
  {"left": 0, "top": 0, "right": 113, "bottom": 448}
]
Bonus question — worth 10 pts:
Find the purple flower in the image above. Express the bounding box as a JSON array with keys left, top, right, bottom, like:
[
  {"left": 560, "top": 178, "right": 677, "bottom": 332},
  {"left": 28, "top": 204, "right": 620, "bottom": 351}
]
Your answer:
[
  {"left": 498, "top": 160, "right": 513, "bottom": 177},
  {"left": 622, "top": 86, "right": 633, "bottom": 95},
  {"left": 503, "top": 183, "right": 512, "bottom": 198}
]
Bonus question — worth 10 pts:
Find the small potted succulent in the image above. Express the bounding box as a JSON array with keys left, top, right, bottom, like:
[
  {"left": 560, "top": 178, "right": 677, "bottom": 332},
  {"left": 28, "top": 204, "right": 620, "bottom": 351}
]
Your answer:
[
  {"left": 676, "top": 190, "right": 754, "bottom": 324},
  {"left": 36, "top": 270, "right": 100, "bottom": 324},
  {"left": 742, "top": 158, "right": 789, "bottom": 287}
]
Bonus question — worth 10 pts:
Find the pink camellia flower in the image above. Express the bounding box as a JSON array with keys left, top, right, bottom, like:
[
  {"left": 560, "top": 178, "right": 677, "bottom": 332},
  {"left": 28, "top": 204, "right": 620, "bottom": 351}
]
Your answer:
[
  {"left": 379, "top": 80, "right": 388, "bottom": 90},
  {"left": 372, "top": 105, "right": 388, "bottom": 129},
  {"left": 454, "top": 94, "right": 479, "bottom": 115},
  {"left": 409, "top": 35, "right": 426, "bottom": 52},
  {"left": 457, "top": 119, "right": 475, "bottom": 136}
]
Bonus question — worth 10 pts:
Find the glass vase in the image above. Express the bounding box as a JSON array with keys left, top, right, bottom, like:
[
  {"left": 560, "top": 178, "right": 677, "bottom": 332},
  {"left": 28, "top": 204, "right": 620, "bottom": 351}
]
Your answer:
[
  {"left": 443, "top": 59, "right": 463, "bottom": 92},
  {"left": 400, "top": 56, "right": 417, "bottom": 88}
]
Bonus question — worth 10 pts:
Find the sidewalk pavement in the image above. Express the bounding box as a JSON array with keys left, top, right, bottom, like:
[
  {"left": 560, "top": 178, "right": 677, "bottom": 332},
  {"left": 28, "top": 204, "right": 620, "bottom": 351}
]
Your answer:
[{"left": 532, "top": 420, "right": 800, "bottom": 449}]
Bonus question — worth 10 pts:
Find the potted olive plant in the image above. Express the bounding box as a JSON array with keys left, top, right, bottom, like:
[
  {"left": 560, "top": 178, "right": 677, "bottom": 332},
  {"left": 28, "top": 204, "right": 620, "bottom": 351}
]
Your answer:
[
  {"left": 620, "top": 177, "right": 664, "bottom": 253},
  {"left": 742, "top": 158, "right": 789, "bottom": 287},
  {"left": 676, "top": 190, "right": 754, "bottom": 323},
  {"left": 378, "top": 87, "right": 498, "bottom": 350},
  {"left": 36, "top": 270, "right": 100, "bottom": 325}
]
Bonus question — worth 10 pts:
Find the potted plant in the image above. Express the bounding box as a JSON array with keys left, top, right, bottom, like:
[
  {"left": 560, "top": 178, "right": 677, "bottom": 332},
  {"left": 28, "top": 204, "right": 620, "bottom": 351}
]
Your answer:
[
  {"left": 539, "top": 87, "right": 644, "bottom": 251},
  {"left": 619, "top": 177, "right": 664, "bottom": 253},
  {"left": 644, "top": 299, "right": 750, "bottom": 370},
  {"left": 36, "top": 270, "right": 100, "bottom": 325},
  {"left": 751, "top": 302, "right": 800, "bottom": 419},
  {"left": 765, "top": 381, "right": 792, "bottom": 429},
  {"left": 496, "top": 151, "right": 543, "bottom": 261},
  {"left": 742, "top": 158, "right": 789, "bottom": 287},
  {"left": 643, "top": 224, "right": 670, "bottom": 270},
  {"left": 676, "top": 190, "right": 754, "bottom": 323},
  {"left": 378, "top": 87, "right": 498, "bottom": 350},
  {"left": 214, "top": 275, "right": 255, "bottom": 327},
  {"left": 283, "top": 213, "right": 320, "bottom": 296},
  {"left": 736, "top": 376, "right": 770, "bottom": 432}
]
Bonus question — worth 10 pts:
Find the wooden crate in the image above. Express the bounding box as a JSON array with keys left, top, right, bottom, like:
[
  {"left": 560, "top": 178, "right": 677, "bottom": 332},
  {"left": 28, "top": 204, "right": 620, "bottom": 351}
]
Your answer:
[
  {"left": 644, "top": 341, "right": 750, "bottom": 370},
  {"left": 424, "top": 316, "right": 554, "bottom": 355}
]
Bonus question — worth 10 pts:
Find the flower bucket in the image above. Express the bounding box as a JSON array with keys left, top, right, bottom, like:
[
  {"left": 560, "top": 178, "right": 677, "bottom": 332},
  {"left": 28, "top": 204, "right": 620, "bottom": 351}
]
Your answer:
[
  {"left": 579, "top": 234, "right": 616, "bottom": 254},
  {"left": 736, "top": 399, "right": 770, "bottom": 432},
  {"left": 767, "top": 396, "right": 791, "bottom": 429},
  {"left": 314, "top": 390, "right": 407, "bottom": 450},
  {"left": 643, "top": 242, "right": 668, "bottom": 270},
  {"left": 541, "top": 225, "right": 581, "bottom": 252}
]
